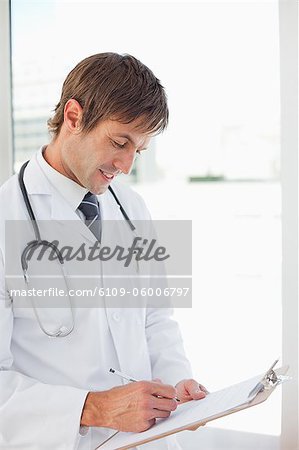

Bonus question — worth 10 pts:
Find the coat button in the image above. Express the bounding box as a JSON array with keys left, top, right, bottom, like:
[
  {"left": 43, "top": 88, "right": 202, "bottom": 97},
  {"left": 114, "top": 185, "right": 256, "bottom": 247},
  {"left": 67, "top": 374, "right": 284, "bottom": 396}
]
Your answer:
[{"left": 112, "top": 312, "right": 120, "bottom": 322}]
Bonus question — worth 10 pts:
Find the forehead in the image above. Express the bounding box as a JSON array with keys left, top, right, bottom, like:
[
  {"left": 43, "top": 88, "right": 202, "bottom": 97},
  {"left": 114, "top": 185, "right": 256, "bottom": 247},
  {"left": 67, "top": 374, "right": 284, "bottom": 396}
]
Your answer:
[{"left": 107, "top": 117, "right": 152, "bottom": 133}]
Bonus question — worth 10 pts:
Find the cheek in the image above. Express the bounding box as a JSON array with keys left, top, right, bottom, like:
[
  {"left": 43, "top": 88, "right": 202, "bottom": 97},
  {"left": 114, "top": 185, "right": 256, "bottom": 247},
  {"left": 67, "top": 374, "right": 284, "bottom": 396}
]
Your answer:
[
  {"left": 72, "top": 145, "right": 95, "bottom": 170},
  {"left": 67, "top": 134, "right": 112, "bottom": 172}
]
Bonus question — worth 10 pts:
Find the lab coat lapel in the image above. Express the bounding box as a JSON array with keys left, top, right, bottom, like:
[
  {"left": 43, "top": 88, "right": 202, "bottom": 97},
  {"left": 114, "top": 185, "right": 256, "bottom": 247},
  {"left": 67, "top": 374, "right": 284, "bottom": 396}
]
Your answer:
[{"left": 100, "top": 192, "right": 152, "bottom": 380}]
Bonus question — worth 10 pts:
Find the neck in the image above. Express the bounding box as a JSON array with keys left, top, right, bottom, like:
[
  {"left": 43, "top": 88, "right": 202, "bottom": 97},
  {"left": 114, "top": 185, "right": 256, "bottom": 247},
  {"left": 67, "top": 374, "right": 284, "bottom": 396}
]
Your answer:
[
  {"left": 43, "top": 136, "right": 68, "bottom": 178},
  {"left": 43, "top": 135, "right": 83, "bottom": 188}
]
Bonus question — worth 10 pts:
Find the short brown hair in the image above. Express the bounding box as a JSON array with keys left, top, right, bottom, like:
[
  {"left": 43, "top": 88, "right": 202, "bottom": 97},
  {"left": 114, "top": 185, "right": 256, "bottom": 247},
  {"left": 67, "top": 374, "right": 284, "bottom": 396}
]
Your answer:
[{"left": 47, "top": 52, "right": 169, "bottom": 137}]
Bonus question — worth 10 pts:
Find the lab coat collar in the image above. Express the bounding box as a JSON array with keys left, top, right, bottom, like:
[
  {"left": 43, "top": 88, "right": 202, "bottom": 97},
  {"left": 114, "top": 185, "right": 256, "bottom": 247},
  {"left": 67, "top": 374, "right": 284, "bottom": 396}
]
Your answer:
[
  {"left": 23, "top": 151, "right": 52, "bottom": 196},
  {"left": 23, "top": 151, "right": 97, "bottom": 243}
]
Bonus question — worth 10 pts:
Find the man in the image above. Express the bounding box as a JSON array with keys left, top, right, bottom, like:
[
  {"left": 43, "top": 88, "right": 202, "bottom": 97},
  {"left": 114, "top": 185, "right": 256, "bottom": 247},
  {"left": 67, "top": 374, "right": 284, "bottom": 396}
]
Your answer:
[{"left": 0, "top": 53, "right": 206, "bottom": 449}]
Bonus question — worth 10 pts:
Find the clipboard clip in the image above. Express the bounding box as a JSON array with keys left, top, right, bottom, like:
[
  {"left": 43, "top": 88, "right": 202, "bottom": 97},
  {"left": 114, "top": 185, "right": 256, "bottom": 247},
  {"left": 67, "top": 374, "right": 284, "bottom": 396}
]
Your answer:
[{"left": 248, "top": 359, "right": 291, "bottom": 399}]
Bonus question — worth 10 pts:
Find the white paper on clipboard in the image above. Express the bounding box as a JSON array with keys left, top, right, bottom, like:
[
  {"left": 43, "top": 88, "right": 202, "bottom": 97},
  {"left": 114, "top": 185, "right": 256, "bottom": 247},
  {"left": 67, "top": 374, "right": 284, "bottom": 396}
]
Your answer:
[{"left": 96, "top": 365, "right": 289, "bottom": 450}]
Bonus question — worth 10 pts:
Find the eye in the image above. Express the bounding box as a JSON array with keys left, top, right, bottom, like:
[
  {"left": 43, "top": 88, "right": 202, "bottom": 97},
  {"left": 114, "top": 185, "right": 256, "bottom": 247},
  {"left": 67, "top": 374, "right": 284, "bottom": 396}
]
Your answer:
[{"left": 112, "top": 140, "right": 126, "bottom": 149}]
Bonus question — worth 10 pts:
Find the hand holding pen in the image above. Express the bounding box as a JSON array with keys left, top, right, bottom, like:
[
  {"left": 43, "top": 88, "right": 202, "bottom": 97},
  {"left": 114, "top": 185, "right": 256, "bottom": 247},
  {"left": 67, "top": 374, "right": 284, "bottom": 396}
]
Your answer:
[
  {"left": 109, "top": 368, "right": 180, "bottom": 402},
  {"left": 81, "top": 375, "right": 179, "bottom": 433},
  {"left": 109, "top": 368, "right": 209, "bottom": 404},
  {"left": 81, "top": 368, "right": 206, "bottom": 433}
]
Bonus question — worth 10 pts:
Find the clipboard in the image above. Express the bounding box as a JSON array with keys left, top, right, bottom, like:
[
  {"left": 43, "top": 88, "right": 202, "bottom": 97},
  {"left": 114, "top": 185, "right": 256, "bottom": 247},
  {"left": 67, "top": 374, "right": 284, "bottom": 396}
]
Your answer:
[{"left": 95, "top": 362, "right": 290, "bottom": 450}]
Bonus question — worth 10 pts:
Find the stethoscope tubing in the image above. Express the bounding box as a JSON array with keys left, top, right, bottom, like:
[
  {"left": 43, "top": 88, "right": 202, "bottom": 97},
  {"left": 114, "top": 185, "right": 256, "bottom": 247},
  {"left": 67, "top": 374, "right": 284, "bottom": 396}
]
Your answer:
[{"left": 17, "top": 160, "right": 136, "bottom": 337}]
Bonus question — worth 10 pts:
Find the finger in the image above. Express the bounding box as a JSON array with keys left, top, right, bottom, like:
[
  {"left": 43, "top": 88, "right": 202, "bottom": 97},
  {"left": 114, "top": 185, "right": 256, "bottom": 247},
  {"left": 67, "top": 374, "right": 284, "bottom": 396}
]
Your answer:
[
  {"left": 191, "top": 389, "right": 206, "bottom": 400},
  {"left": 150, "top": 382, "right": 177, "bottom": 400},
  {"left": 198, "top": 384, "right": 210, "bottom": 395},
  {"left": 187, "top": 422, "right": 206, "bottom": 431},
  {"left": 149, "top": 409, "right": 172, "bottom": 420},
  {"left": 152, "top": 397, "right": 178, "bottom": 412},
  {"left": 178, "top": 392, "right": 204, "bottom": 404},
  {"left": 145, "top": 418, "right": 156, "bottom": 430},
  {"left": 186, "top": 380, "right": 207, "bottom": 400}
]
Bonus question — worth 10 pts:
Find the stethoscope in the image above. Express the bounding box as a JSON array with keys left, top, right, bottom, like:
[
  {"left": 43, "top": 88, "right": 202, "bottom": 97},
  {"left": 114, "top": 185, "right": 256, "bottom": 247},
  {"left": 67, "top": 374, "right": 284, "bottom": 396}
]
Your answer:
[{"left": 18, "top": 160, "right": 136, "bottom": 338}]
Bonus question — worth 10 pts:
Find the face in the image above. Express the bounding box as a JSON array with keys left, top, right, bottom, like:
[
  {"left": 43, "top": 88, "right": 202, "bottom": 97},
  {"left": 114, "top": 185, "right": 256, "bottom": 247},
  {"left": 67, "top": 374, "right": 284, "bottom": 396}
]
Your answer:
[{"left": 59, "top": 118, "right": 151, "bottom": 194}]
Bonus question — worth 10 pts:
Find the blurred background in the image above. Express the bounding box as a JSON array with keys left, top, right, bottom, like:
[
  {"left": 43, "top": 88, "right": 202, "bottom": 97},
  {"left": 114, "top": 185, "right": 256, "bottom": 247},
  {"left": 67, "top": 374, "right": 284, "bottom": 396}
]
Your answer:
[{"left": 1, "top": 0, "right": 298, "bottom": 449}]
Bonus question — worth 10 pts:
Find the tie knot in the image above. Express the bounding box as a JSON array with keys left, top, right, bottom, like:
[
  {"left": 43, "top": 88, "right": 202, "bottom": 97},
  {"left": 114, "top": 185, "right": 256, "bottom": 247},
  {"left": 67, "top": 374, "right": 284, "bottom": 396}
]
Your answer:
[{"left": 78, "top": 192, "right": 99, "bottom": 221}]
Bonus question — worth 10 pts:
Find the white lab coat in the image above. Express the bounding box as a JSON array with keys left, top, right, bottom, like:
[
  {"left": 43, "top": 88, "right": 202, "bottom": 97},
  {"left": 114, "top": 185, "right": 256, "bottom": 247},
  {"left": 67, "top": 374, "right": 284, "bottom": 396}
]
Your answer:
[{"left": 0, "top": 153, "right": 192, "bottom": 449}]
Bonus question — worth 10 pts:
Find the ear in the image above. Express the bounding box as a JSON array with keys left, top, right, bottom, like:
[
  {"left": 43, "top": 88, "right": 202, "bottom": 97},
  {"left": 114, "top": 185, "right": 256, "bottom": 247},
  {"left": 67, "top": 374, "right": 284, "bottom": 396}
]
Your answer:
[{"left": 64, "top": 99, "right": 83, "bottom": 134}]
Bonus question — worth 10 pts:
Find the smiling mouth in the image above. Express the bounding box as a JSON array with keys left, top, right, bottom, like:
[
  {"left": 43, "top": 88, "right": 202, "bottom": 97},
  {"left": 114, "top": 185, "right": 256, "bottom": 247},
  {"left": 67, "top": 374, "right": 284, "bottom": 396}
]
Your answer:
[{"left": 99, "top": 169, "right": 115, "bottom": 181}]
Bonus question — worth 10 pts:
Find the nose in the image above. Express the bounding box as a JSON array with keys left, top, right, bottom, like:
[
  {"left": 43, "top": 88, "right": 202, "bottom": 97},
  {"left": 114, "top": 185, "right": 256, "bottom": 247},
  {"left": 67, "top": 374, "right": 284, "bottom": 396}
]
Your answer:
[{"left": 112, "top": 151, "right": 137, "bottom": 175}]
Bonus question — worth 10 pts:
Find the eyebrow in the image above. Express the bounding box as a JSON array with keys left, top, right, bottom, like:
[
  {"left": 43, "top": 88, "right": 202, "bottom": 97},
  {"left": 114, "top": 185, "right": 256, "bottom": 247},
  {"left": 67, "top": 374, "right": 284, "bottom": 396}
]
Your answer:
[{"left": 115, "top": 134, "right": 148, "bottom": 151}]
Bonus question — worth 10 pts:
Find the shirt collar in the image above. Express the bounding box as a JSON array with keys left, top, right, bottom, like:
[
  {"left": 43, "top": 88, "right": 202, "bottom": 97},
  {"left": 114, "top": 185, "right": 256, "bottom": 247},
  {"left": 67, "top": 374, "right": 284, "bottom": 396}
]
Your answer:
[{"left": 37, "top": 145, "right": 88, "bottom": 211}]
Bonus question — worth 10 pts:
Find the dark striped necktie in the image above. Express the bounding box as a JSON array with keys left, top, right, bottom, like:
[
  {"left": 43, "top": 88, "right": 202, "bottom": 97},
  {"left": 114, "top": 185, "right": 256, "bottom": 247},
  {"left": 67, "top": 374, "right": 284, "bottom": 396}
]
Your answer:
[{"left": 78, "top": 192, "right": 101, "bottom": 241}]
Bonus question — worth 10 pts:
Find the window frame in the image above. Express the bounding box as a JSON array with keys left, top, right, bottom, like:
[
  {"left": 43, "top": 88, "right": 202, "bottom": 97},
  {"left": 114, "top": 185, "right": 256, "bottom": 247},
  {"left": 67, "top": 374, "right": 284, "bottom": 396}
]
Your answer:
[
  {"left": 280, "top": 0, "right": 299, "bottom": 448},
  {"left": 0, "top": 0, "right": 13, "bottom": 184}
]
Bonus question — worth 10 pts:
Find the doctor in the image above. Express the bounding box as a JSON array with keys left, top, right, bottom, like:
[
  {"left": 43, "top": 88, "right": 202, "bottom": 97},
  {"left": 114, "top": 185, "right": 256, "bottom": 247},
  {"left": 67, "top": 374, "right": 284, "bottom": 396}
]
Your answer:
[{"left": 0, "top": 53, "right": 207, "bottom": 449}]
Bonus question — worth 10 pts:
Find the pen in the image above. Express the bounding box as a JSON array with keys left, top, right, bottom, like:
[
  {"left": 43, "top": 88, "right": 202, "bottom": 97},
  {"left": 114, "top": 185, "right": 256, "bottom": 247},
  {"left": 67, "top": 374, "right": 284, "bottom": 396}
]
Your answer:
[
  {"left": 109, "top": 368, "right": 138, "bottom": 383},
  {"left": 109, "top": 368, "right": 180, "bottom": 401}
]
